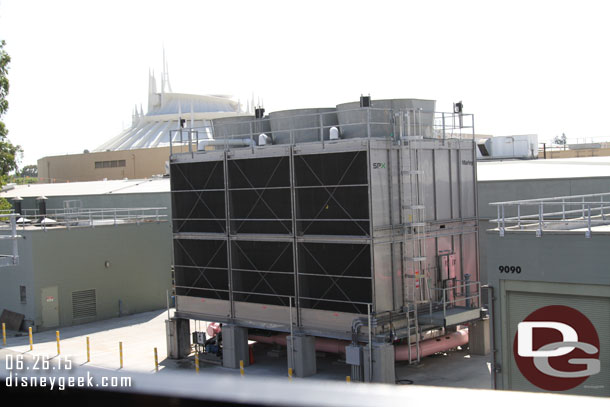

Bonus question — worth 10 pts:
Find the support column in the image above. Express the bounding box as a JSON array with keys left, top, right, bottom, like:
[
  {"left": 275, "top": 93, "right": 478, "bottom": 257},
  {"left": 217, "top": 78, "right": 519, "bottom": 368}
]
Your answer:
[
  {"left": 287, "top": 335, "right": 316, "bottom": 377},
  {"left": 165, "top": 318, "right": 190, "bottom": 359},
  {"left": 469, "top": 318, "right": 490, "bottom": 355},
  {"left": 363, "top": 343, "right": 395, "bottom": 384},
  {"left": 222, "top": 324, "right": 250, "bottom": 369}
]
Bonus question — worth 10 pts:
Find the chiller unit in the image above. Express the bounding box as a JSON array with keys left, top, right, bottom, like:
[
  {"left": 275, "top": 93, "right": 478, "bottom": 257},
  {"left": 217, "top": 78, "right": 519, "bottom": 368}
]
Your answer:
[{"left": 168, "top": 99, "right": 482, "bottom": 381}]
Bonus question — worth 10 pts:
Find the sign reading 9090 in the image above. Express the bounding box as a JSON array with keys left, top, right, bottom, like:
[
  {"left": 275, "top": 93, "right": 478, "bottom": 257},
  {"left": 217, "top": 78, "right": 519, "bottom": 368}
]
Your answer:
[{"left": 499, "top": 265, "right": 522, "bottom": 274}]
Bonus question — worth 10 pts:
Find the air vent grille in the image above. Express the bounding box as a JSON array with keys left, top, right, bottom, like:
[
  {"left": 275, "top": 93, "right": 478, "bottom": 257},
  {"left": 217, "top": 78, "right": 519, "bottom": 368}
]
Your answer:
[{"left": 72, "top": 289, "right": 97, "bottom": 319}]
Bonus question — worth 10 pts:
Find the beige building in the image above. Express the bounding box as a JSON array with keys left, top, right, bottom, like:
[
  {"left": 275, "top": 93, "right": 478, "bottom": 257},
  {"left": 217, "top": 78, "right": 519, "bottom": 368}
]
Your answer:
[{"left": 38, "top": 146, "right": 172, "bottom": 183}]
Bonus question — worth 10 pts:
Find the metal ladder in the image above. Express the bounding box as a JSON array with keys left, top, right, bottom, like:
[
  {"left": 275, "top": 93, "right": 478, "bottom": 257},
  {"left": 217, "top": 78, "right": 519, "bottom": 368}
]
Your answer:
[
  {"left": 400, "top": 109, "right": 429, "bottom": 305},
  {"left": 397, "top": 109, "right": 430, "bottom": 364}
]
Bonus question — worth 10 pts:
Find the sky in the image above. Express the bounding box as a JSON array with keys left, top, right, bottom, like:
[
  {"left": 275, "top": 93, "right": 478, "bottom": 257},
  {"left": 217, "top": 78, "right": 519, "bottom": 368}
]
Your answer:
[{"left": 0, "top": 0, "right": 609, "bottom": 166}]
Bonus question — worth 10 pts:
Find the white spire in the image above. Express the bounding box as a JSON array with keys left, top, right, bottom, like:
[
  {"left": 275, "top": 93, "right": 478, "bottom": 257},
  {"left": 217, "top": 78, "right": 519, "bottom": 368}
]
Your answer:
[
  {"left": 148, "top": 69, "right": 159, "bottom": 113},
  {"left": 161, "top": 47, "right": 172, "bottom": 94}
]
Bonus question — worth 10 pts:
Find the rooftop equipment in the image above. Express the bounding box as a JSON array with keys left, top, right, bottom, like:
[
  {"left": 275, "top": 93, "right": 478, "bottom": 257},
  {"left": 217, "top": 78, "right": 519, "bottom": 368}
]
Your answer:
[
  {"left": 11, "top": 197, "right": 31, "bottom": 224},
  {"left": 168, "top": 98, "right": 481, "bottom": 382}
]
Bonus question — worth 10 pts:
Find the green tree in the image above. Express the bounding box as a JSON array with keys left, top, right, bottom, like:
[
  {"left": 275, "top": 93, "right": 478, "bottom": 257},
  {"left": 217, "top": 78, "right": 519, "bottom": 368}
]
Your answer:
[
  {"left": 0, "top": 39, "right": 23, "bottom": 184},
  {"left": 0, "top": 40, "right": 9, "bottom": 137},
  {"left": 0, "top": 39, "right": 24, "bottom": 215},
  {"left": 18, "top": 164, "right": 37, "bottom": 178}
]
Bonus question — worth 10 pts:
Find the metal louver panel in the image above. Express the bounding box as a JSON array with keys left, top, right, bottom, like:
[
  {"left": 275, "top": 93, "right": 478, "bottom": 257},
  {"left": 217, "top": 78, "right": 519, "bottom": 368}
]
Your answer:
[
  {"left": 505, "top": 290, "right": 610, "bottom": 396},
  {"left": 72, "top": 289, "right": 97, "bottom": 320}
]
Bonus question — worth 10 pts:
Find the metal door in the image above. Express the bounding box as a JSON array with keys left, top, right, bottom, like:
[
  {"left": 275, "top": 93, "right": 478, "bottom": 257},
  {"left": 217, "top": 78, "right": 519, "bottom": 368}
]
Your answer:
[
  {"left": 41, "top": 286, "right": 59, "bottom": 328},
  {"left": 505, "top": 290, "right": 609, "bottom": 396}
]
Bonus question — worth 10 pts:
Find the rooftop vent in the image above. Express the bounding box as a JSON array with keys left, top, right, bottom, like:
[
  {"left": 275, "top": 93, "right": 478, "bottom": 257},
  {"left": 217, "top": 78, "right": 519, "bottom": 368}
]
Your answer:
[{"left": 360, "top": 95, "right": 371, "bottom": 107}]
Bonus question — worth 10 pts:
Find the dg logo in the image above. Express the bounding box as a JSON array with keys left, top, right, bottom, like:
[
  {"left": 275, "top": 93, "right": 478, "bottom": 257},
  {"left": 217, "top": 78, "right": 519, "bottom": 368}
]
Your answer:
[{"left": 513, "top": 305, "right": 601, "bottom": 391}]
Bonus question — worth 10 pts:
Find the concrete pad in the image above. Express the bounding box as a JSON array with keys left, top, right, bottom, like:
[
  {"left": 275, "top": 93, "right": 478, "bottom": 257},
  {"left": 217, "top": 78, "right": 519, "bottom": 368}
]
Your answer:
[{"left": 0, "top": 309, "right": 492, "bottom": 388}]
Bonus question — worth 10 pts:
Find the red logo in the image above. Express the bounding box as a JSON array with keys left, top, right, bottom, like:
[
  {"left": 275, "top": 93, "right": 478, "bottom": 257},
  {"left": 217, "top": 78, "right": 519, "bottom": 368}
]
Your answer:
[{"left": 513, "top": 305, "right": 600, "bottom": 391}]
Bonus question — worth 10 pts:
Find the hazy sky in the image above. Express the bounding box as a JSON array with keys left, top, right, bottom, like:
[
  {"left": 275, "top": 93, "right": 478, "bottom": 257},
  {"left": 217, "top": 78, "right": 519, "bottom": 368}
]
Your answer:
[{"left": 0, "top": 0, "right": 609, "bottom": 166}]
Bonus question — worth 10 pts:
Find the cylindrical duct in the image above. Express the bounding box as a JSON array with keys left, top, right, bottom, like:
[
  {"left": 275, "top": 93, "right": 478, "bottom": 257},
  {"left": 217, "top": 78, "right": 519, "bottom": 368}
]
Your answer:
[
  {"left": 336, "top": 98, "right": 436, "bottom": 139},
  {"left": 269, "top": 108, "right": 338, "bottom": 144},
  {"left": 248, "top": 328, "right": 468, "bottom": 362},
  {"left": 211, "top": 116, "right": 271, "bottom": 142},
  {"left": 36, "top": 196, "right": 47, "bottom": 218}
]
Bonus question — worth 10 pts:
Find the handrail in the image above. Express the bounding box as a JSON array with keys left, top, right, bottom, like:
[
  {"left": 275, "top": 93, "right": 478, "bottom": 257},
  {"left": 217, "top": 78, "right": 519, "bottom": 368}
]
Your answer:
[
  {"left": 490, "top": 192, "right": 610, "bottom": 237},
  {"left": 0, "top": 207, "right": 168, "bottom": 232}
]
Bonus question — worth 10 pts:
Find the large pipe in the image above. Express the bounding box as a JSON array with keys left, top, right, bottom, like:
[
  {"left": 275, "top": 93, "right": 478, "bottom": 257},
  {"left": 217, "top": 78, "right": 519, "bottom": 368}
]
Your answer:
[
  {"left": 248, "top": 328, "right": 468, "bottom": 362},
  {"left": 248, "top": 334, "right": 350, "bottom": 355},
  {"left": 394, "top": 329, "right": 469, "bottom": 362},
  {"left": 207, "top": 322, "right": 221, "bottom": 337}
]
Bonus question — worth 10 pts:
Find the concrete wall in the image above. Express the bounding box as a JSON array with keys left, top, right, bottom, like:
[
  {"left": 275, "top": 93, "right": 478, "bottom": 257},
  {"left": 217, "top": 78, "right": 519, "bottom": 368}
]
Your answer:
[
  {"left": 37, "top": 147, "right": 172, "bottom": 182},
  {"left": 0, "top": 221, "right": 172, "bottom": 330},
  {"left": 0, "top": 236, "right": 36, "bottom": 326},
  {"left": 539, "top": 147, "right": 610, "bottom": 159}
]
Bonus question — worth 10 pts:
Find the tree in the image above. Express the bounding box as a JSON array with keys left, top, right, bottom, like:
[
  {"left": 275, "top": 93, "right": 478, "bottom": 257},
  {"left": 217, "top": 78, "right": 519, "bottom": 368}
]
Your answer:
[
  {"left": 19, "top": 164, "right": 37, "bottom": 178},
  {"left": 0, "top": 40, "right": 9, "bottom": 137},
  {"left": 553, "top": 133, "right": 567, "bottom": 146},
  {"left": 0, "top": 39, "right": 23, "bottom": 183}
]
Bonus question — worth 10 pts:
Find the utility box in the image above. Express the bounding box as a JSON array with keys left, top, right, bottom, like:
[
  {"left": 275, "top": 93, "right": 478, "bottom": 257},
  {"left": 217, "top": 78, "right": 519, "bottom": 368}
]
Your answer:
[
  {"left": 192, "top": 331, "right": 206, "bottom": 345},
  {"left": 345, "top": 344, "right": 363, "bottom": 366}
]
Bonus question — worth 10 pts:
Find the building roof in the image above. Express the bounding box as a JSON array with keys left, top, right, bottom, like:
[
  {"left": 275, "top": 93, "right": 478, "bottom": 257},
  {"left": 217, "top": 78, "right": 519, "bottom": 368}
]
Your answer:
[
  {"left": 8, "top": 156, "right": 610, "bottom": 200},
  {"left": 0, "top": 177, "right": 170, "bottom": 199},
  {"left": 477, "top": 156, "right": 610, "bottom": 181}
]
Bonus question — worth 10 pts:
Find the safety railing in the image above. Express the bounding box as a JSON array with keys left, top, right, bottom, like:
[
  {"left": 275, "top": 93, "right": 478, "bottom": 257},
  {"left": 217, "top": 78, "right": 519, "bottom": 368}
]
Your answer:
[
  {"left": 427, "top": 279, "right": 481, "bottom": 322},
  {"left": 490, "top": 192, "right": 610, "bottom": 238},
  {"left": 2, "top": 207, "right": 167, "bottom": 232},
  {"left": 169, "top": 108, "right": 475, "bottom": 156}
]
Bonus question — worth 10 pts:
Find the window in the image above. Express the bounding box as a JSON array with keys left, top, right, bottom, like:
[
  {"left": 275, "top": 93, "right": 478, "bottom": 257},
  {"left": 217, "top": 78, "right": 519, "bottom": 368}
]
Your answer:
[
  {"left": 94, "top": 160, "right": 127, "bottom": 170},
  {"left": 19, "top": 285, "right": 26, "bottom": 303}
]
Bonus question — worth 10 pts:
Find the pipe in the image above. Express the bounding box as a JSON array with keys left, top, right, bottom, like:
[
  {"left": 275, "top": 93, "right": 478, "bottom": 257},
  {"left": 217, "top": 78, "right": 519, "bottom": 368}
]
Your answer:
[
  {"left": 486, "top": 285, "right": 497, "bottom": 389},
  {"left": 248, "top": 334, "right": 350, "bottom": 355},
  {"left": 206, "top": 322, "right": 221, "bottom": 338},
  {"left": 394, "top": 329, "right": 468, "bottom": 362},
  {"left": 248, "top": 328, "right": 469, "bottom": 362}
]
